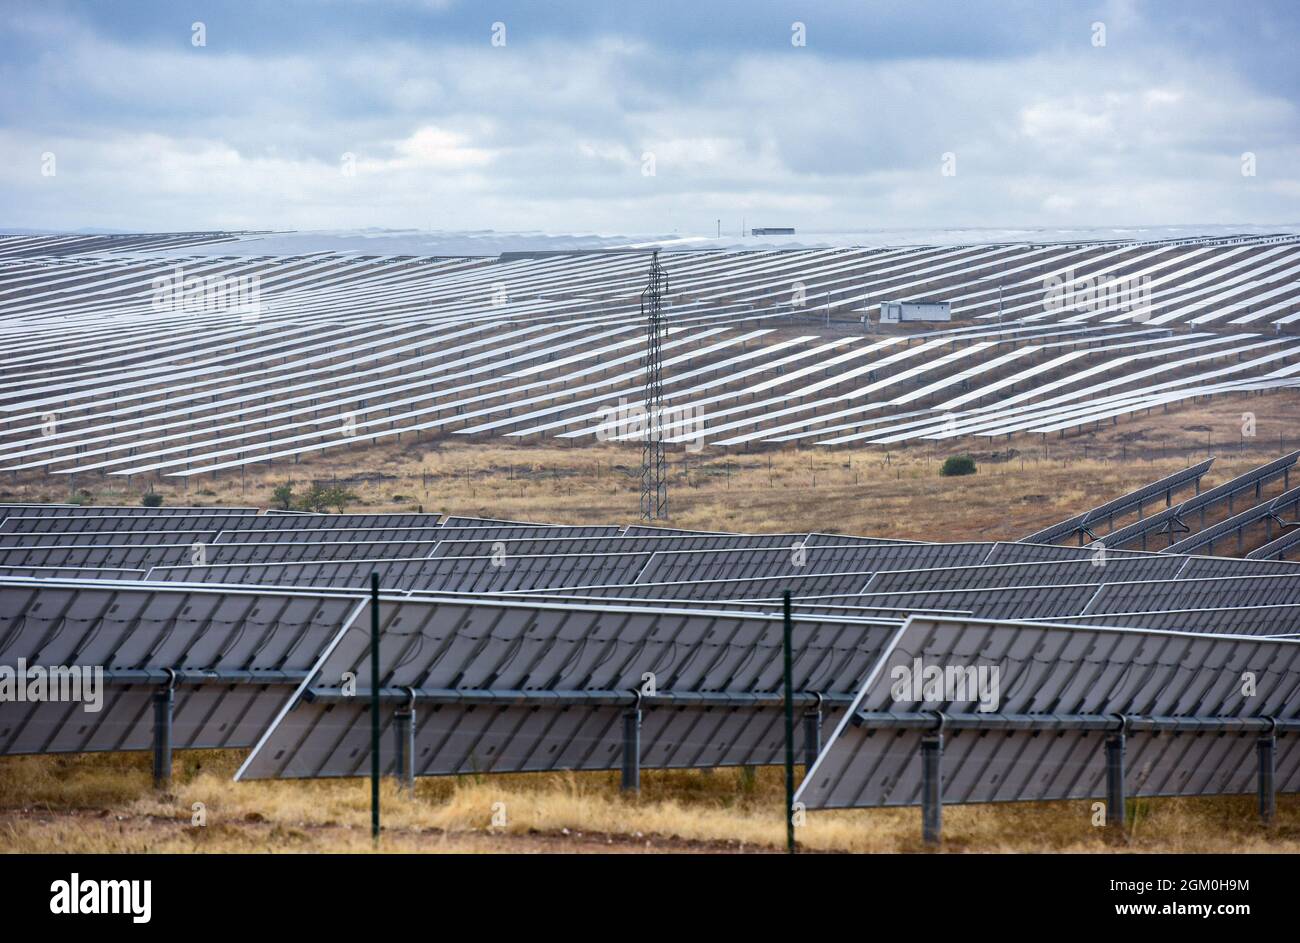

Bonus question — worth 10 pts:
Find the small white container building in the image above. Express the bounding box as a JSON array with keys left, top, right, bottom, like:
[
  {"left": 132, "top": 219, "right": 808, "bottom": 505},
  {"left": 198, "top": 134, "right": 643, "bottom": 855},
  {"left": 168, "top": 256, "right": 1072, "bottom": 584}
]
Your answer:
[{"left": 878, "top": 299, "right": 952, "bottom": 323}]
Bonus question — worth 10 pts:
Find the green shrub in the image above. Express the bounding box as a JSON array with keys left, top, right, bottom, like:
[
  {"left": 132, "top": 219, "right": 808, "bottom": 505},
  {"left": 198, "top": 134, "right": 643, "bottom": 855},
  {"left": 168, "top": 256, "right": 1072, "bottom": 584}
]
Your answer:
[
  {"left": 140, "top": 492, "right": 164, "bottom": 507},
  {"left": 940, "top": 455, "right": 977, "bottom": 477},
  {"left": 294, "top": 482, "right": 358, "bottom": 513},
  {"left": 271, "top": 482, "right": 295, "bottom": 510}
]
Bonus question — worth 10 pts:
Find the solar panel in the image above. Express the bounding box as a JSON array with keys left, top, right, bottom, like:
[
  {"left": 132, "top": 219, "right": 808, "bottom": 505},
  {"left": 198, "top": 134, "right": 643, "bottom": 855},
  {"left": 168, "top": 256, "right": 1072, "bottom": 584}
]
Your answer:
[
  {"left": 1019, "top": 459, "right": 1214, "bottom": 544},
  {"left": 0, "top": 566, "right": 147, "bottom": 581},
  {"left": 632, "top": 542, "right": 995, "bottom": 586},
  {"left": 213, "top": 525, "right": 446, "bottom": 545},
  {"left": 797, "top": 615, "right": 1300, "bottom": 810},
  {"left": 0, "top": 579, "right": 364, "bottom": 755},
  {"left": 984, "top": 541, "right": 1161, "bottom": 564},
  {"left": 150, "top": 549, "right": 656, "bottom": 593},
  {"left": 7, "top": 239, "right": 1300, "bottom": 472},
  {"left": 0, "top": 529, "right": 216, "bottom": 548},
  {"left": 0, "top": 504, "right": 257, "bottom": 518},
  {"left": 1175, "top": 555, "right": 1300, "bottom": 578},
  {"left": 1087, "top": 573, "right": 1300, "bottom": 613},
  {"left": 0, "top": 513, "right": 260, "bottom": 536},
  {"left": 861, "top": 555, "right": 1185, "bottom": 595},
  {"left": 1044, "top": 605, "right": 1300, "bottom": 637},
  {"left": 521, "top": 569, "right": 881, "bottom": 602},
  {"left": 1096, "top": 453, "right": 1300, "bottom": 551},
  {"left": 1248, "top": 526, "right": 1300, "bottom": 561},
  {"left": 1162, "top": 485, "right": 1300, "bottom": 555},
  {"left": 236, "top": 595, "right": 898, "bottom": 780}
]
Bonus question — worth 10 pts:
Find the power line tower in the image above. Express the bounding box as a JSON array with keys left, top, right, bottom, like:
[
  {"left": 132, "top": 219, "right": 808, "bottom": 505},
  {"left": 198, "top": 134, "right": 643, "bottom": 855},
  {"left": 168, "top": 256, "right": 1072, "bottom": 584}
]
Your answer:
[{"left": 639, "top": 250, "right": 669, "bottom": 521}]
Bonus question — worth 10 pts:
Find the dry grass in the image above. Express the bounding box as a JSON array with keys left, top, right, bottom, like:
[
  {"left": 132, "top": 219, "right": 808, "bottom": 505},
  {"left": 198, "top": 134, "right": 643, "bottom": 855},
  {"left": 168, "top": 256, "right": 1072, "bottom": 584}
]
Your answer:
[
  {"left": 5, "top": 391, "right": 1299, "bottom": 542},
  {"left": 2, "top": 751, "right": 1297, "bottom": 854}
]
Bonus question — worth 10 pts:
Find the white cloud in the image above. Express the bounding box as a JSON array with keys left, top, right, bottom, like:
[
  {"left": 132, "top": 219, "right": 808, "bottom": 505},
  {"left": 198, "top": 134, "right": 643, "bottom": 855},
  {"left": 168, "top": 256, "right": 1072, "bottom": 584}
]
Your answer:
[{"left": 2, "top": 11, "right": 1298, "bottom": 233}]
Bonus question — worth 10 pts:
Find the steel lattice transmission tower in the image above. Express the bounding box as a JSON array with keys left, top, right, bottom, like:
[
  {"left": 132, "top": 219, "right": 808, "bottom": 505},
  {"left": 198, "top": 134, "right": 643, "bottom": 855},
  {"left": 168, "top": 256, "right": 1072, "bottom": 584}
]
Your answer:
[{"left": 639, "top": 250, "right": 669, "bottom": 521}]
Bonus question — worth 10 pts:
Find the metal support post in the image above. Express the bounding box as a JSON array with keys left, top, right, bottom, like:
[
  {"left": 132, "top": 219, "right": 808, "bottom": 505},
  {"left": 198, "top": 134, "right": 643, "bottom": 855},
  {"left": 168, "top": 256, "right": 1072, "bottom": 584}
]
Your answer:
[
  {"left": 921, "top": 723, "right": 944, "bottom": 845},
  {"left": 621, "top": 697, "right": 642, "bottom": 794},
  {"left": 1105, "top": 718, "right": 1127, "bottom": 830},
  {"left": 1258, "top": 726, "right": 1277, "bottom": 825},
  {"left": 152, "top": 670, "right": 176, "bottom": 789},
  {"left": 393, "top": 691, "right": 416, "bottom": 796}
]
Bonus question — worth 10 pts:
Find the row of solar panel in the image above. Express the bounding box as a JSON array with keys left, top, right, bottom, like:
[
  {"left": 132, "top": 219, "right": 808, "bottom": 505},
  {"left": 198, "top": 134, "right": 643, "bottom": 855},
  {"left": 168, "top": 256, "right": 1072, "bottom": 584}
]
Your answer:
[
  {"left": 1024, "top": 452, "right": 1300, "bottom": 555},
  {"left": 2, "top": 579, "right": 1295, "bottom": 811}
]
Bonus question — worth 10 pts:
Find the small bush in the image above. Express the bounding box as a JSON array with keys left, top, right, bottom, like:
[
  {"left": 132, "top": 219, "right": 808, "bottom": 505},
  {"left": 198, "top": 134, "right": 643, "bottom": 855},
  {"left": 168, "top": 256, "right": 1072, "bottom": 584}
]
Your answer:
[
  {"left": 294, "top": 482, "right": 359, "bottom": 513},
  {"left": 271, "top": 482, "right": 295, "bottom": 510},
  {"left": 940, "top": 455, "right": 977, "bottom": 477},
  {"left": 140, "top": 492, "right": 163, "bottom": 508}
]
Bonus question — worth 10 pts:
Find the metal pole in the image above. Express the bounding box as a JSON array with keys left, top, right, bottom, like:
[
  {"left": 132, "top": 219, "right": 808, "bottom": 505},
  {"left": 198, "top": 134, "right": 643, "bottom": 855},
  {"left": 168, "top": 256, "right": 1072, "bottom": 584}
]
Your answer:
[
  {"left": 370, "top": 572, "right": 380, "bottom": 843},
  {"left": 920, "top": 733, "right": 943, "bottom": 845},
  {"left": 393, "top": 703, "right": 415, "bottom": 796},
  {"left": 783, "top": 591, "right": 796, "bottom": 854},
  {"left": 152, "top": 682, "right": 174, "bottom": 789},
  {"left": 1105, "top": 726, "right": 1126, "bottom": 830},
  {"left": 621, "top": 706, "right": 641, "bottom": 793},
  {"left": 1258, "top": 733, "right": 1276, "bottom": 825}
]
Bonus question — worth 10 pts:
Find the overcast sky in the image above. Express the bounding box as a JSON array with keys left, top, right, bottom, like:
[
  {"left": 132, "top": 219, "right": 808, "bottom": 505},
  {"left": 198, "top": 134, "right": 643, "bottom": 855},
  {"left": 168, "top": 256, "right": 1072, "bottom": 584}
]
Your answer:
[{"left": 3, "top": 0, "right": 1298, "bottom": 235}]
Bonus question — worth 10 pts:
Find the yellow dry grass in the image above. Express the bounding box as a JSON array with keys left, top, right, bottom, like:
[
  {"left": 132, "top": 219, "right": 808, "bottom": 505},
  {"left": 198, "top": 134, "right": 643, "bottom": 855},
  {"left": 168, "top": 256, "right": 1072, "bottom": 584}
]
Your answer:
[
  {"left": 5, "top": 390, "right": 1296, "bottom": 542},
  {"left": 2, "top": 751, "right": 1297, "bottom": 854}
]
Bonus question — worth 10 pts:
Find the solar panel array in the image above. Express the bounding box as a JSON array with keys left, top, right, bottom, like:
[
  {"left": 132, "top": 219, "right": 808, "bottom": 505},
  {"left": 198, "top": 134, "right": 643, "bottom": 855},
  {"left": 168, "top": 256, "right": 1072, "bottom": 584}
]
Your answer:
[
  {"left": 1, "top": 469, "right": 1297, "bottom": 839},
  {"left": 235, "top": 594, "right": 893, "bottom": 780},
  {"left": 4, "top": 234, "right": 1300, "bottom": 475}
]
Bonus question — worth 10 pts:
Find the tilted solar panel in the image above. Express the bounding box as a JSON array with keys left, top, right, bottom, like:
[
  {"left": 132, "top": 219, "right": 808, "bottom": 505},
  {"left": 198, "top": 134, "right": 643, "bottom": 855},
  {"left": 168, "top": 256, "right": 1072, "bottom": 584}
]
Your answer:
[
  {"left": 0, "top": 579, "right": 364, "bottom": 755},
  {"left": 236, "top": 596, "right": 898, "bottom": 780},
  {"left": 797, "top": 616, "right": 1300, "bottom": 809}
]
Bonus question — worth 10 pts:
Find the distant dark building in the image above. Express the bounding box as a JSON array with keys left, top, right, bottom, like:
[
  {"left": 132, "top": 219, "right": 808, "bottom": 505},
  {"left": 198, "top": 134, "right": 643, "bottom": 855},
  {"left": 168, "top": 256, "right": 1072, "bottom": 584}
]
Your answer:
[{"left": 750, "top": 227, "right": 795, "bottom": 235}]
